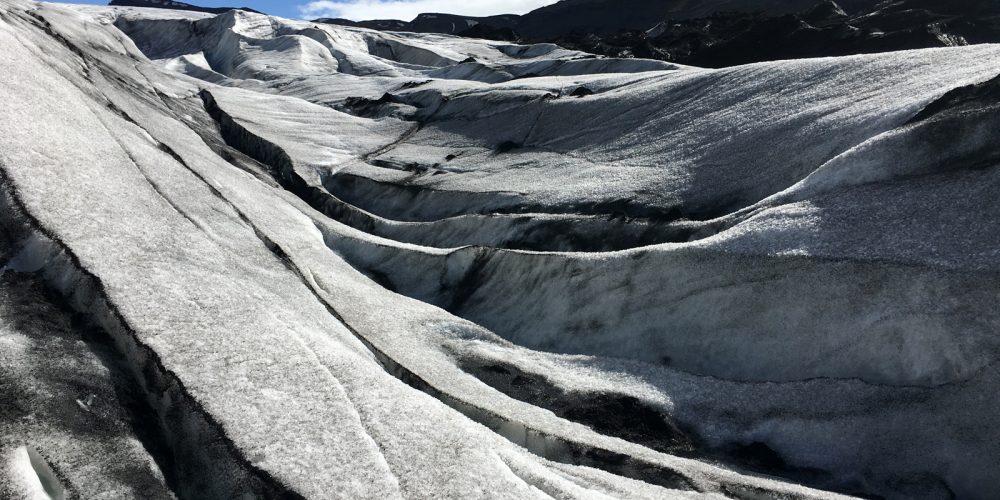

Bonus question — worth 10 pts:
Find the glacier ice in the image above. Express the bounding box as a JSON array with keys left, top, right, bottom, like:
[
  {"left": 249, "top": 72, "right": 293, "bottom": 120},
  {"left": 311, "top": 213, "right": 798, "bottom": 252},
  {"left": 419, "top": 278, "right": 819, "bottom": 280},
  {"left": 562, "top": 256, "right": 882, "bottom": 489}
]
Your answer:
[{"left": 0, "top": 2, "right": 999, "bottom": 499}]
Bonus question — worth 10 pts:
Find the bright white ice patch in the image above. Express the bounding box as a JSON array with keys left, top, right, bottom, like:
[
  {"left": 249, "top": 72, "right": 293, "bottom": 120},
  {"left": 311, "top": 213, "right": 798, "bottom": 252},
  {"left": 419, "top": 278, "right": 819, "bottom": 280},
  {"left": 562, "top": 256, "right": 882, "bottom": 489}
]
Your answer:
[{"left": 7, "top": 447, "right": 65, "bottom": 500}]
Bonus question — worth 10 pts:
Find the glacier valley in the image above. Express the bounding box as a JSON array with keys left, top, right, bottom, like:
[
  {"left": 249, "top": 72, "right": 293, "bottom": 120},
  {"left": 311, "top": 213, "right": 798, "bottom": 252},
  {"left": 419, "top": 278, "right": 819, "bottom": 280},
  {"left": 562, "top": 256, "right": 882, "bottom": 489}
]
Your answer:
[{"left": 1, "top": 2, "right": 1000, "bottom": 499}]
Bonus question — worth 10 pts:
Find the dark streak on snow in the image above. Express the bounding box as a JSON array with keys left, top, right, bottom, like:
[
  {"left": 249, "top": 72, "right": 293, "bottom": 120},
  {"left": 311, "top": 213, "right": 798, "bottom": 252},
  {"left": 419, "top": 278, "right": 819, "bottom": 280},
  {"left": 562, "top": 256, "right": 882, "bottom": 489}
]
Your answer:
[
  {"left": 458, "top": 358, "right": 695, "bottom": 455},
  {"left": 457, "top": 356, "right": 881, "bottom": 499}
]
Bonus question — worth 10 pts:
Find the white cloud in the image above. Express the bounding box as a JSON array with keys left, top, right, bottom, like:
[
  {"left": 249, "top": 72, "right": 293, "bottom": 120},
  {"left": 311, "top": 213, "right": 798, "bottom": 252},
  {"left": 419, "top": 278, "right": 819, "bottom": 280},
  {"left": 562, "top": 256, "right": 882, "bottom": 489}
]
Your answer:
[{"left": 298, "top": 0, "right": 558, "bottom": 21}]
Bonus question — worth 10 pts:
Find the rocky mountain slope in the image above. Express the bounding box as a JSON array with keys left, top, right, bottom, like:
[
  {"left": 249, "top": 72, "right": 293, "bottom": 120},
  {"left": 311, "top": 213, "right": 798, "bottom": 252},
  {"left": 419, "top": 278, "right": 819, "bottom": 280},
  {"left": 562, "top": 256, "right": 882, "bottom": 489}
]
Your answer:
[
  {"left": 319, "top": 0, "right": 1000, "bottom": 67},
  {"left": 2, "top": 1, "right": 1000, "bottom": 499},
  {"left": 501, "top": 0, "right": 849, "bottom": 38},
  {"left": 547, "top": 0, "right": 1000, "bottom": 66},
  {"left": 316, "top": 0, "right": 827, "bottom": 38}
]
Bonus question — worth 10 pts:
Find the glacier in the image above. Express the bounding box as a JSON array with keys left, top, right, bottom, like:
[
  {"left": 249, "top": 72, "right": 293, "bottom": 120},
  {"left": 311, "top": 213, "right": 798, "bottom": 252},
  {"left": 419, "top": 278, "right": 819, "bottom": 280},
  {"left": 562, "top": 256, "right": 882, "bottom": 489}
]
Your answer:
[{"left": 1, "top": 1, "right": 999, "bottom": 499}]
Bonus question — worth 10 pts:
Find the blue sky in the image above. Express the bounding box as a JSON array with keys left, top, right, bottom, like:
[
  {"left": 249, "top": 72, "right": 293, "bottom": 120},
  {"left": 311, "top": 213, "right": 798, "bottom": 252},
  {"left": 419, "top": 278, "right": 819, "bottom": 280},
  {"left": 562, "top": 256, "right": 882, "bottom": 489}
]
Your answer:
[{"left": 54, "top": 0, "right": 559, "bottom": 21}]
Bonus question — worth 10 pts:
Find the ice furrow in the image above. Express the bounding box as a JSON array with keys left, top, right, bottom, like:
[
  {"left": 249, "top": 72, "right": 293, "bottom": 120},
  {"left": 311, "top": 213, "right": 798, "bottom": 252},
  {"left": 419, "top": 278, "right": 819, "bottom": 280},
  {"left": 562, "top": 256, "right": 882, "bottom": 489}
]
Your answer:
[
  {"left": 0, "top": 168, "right": 303, "bottom": 500},
  {"left": 0, "top": 9, "right": 406, "bottom": 497},
  {"left": 0, "top": 249, "right": 177, "bottom": 498},
  {"left": 87, "top": 86, "right": 408, "bottom": 495},
  {"left": 189, "top": 71, "right": 849, "bottom": 499},
  {"left": 66, "top": 37, "right": 738, "bottom": 499},
  {"left": 202, "top": 87, "right": 703, "bottom": 252},
  {"left": 293, "top": 259, "right": 699, "bottom": 493},
  {"left": 168, "top": 168, "right": 708, "bottom": 493}
]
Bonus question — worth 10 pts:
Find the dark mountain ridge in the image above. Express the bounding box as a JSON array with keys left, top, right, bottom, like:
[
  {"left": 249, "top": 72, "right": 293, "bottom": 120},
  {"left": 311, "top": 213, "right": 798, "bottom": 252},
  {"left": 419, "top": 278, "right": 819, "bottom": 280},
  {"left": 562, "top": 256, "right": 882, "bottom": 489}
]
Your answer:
[
  {"left": 318, "top": 0, "right": 1000, "bottom": 68},
  {"left": 512, "top": 0, "right": 864, "bottom": 37},
  {"left": 316, "top": 0, "right": 835, "bottom": 38},
  {"left": 106, "top": 0, "right": 1000, "bottom": 68}
]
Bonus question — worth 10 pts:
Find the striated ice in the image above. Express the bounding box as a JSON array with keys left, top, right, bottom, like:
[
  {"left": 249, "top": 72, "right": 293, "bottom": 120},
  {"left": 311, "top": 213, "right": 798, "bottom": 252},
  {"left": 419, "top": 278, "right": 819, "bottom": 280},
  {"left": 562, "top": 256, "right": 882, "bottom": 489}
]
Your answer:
[{"left": 0, "top": 2, "right": 998, "bottom": 499}]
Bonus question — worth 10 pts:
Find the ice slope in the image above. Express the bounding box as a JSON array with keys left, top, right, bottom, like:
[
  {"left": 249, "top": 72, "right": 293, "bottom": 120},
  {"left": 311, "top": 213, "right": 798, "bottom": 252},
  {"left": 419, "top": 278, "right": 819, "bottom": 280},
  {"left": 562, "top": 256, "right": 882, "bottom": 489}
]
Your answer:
[
  {"left": 1, "top": 2, "right": 999, "bottom": 499},
  {"left": 0, "top": 262, "right": 174, "bottom": 499}
]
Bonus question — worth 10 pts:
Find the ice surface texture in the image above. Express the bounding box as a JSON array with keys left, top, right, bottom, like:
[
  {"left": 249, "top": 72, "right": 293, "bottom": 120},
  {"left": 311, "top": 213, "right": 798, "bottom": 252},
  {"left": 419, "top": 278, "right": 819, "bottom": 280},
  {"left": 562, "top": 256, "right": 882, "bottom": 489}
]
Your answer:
[{"left": 1, "top": 2, "right": 999, "bottom": 499}]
